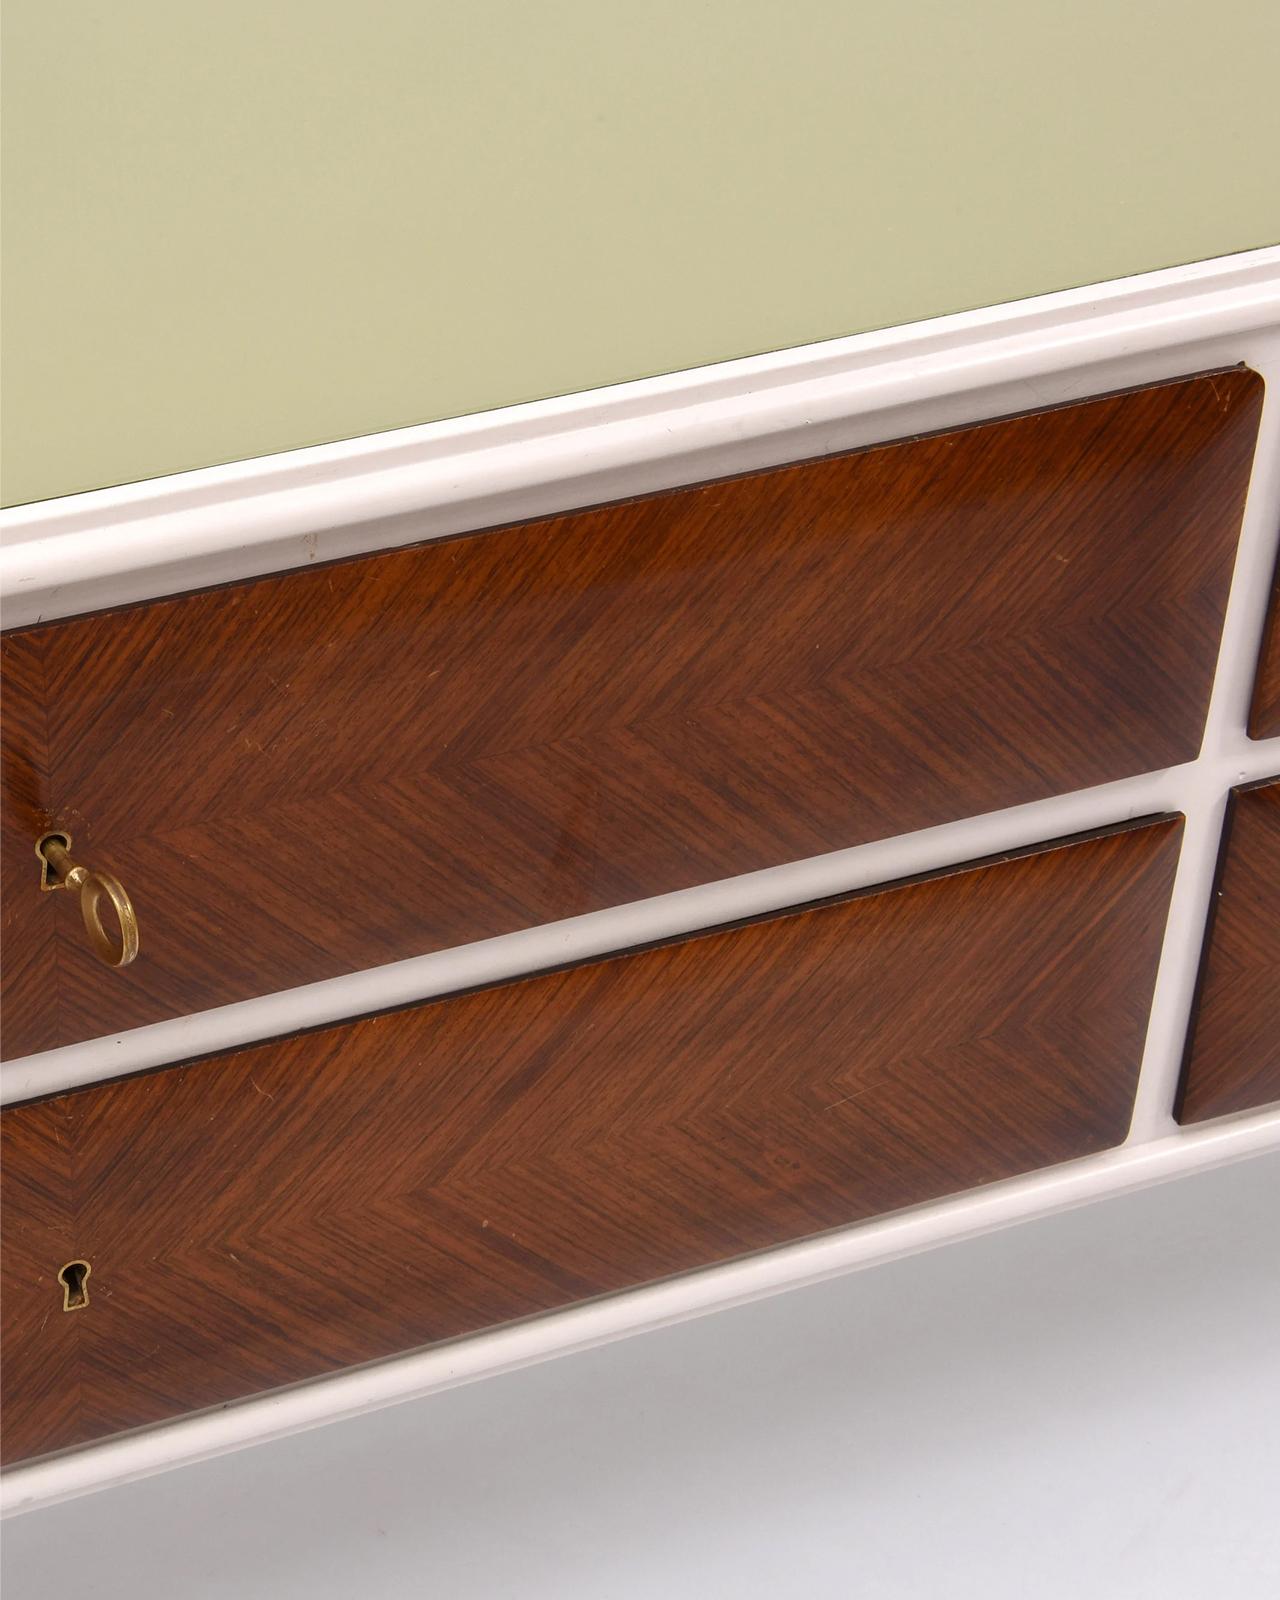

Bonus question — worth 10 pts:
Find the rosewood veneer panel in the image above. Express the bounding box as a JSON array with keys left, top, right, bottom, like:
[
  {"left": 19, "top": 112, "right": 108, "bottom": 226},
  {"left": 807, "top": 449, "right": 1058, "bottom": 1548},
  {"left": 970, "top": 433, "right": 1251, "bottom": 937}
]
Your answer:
[
  {"left": 0, "top": 370, "right": 1260, "bottom": 1056},
  {"left": 1249, "top": 556, "right": 1280, "bottom": 737},
  {"left": 1, "top": 817, "right": 1180, "bottom": 1463},
  {"left": 1176, "top": 780, "right": 1280, "bottom": 1123}
]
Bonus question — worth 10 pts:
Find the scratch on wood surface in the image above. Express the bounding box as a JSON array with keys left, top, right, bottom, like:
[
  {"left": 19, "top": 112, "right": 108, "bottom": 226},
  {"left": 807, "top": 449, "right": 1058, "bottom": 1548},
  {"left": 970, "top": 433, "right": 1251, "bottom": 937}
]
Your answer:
[{"left": 822, "top": 1077, "right": 893, "bottom": 1114}]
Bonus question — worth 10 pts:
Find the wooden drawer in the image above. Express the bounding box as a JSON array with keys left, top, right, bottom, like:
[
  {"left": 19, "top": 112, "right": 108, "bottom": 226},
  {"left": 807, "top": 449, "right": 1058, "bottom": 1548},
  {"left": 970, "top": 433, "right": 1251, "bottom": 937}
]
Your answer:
[
  {"left": 1, "top": 815, "right": 1179, "bottom": 1464},
  {"left": 0, "top": 369, "right": 1259, "bottom": 1058},
  {"left": 1249, "top": 556, "right": 1280, "bottom": 738},
  {"left": 1176, "top": 780, "right": 1280, "bottom": 1123}
]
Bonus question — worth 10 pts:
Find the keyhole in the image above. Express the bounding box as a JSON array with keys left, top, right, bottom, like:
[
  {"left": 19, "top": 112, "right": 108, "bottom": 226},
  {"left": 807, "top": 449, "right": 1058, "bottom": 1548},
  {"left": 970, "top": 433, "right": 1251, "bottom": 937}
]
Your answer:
[{"left": 58, "top": 1260, "right": 91, "bottom": 1312}]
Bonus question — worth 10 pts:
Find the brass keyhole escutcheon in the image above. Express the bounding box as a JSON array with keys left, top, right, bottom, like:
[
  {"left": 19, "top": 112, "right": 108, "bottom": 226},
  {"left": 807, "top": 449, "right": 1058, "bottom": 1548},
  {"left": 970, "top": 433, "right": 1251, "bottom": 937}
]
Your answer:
[
  {"left": 58, "top": 1260, "right": 92, "bottom": 1312},
  {"left": 36, "top": 832, "right": 140, "bottom": 968}
]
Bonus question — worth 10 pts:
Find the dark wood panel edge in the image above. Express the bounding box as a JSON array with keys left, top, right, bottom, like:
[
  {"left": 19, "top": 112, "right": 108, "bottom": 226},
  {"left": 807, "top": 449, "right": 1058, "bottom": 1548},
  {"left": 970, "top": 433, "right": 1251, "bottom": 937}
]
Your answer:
[
  {"left": 1173, "top": 776, "right": 1280, "bottom": 1122},
  {"left": 1247, "top": 545, "right": 1280, "bottom": 739},
  {"left": 0, "top": 630, "right": 59, "bottom": 1056},
  {"left": 0, "top": 1004, "right": 1165, "bottom": 1477},
  {"left": 10, "top": 811, "right": 1182, "bottom": 1110},
  {"left": 3, "top": 366, "right": 1262, "bottom": 634}
]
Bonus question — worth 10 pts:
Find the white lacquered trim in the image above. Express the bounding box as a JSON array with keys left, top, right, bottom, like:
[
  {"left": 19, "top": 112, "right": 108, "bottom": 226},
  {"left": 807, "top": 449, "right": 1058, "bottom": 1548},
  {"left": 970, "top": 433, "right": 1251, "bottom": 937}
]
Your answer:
[
  {"left": 4, "top": 1103, "right": 1277, "bottom": 1519},
  {"left": 5, "top": 268, "right": 1273, "bottom": 1107},
  {"left": 5, "top": 740, "right": 1279, "bottom": 1109},
  {"left": 4, "top": 252, "right": 1280, "bottom": 1515},
  {"left": 1126, "top": 355, "right": 1280, "bottom": 1142},
  {"left": 2, "top": 247, "right": 1279, "bottom": 628}
]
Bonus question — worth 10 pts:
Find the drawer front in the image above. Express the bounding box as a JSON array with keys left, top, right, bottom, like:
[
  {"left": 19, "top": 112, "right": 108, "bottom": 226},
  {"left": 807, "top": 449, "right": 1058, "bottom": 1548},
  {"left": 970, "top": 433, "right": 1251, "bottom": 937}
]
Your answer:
[
  {"left": 1177, "top": 780, "right": 1280, "bottom": 1123},
  {"left": 1, "top": 817, "right": 1179, "bottom": 1463},
  {"left": 1, "top": 370, "right": 1258, "bottom": 1058},
  {"left": 1249, "top": 557, "right": 1280, "bottom": 738}
]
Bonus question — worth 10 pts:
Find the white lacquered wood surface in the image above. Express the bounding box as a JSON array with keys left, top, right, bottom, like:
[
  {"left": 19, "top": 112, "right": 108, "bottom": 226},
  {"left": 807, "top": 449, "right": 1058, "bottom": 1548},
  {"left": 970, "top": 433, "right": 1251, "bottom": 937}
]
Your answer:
[
  {"left": 4, "top": 1152, "right": 1278, "bottom": 1597},
  {"left": 3, "top": 250, "right": 1278, "bottom": 1515}
]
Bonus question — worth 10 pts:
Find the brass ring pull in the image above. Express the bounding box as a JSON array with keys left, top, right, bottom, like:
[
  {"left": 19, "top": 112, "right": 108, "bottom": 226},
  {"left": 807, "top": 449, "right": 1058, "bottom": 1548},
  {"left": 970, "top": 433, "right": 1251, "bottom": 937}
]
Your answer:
[{"left": 37, "top": 834, "right": 140, "bottom": 968}]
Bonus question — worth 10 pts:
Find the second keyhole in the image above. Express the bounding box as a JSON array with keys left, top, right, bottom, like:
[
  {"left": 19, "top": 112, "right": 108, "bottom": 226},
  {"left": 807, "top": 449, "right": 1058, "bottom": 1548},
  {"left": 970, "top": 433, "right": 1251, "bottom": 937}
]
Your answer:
[{"left": 58, "top": 1259, "right": 92, "bottom": 1311}]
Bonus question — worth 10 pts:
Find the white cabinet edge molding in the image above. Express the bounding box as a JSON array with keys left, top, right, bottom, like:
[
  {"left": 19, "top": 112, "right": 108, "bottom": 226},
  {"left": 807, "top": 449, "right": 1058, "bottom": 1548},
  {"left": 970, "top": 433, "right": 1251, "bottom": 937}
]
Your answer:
[
  {"left": 5, "top": 747, "right": 1279, "bottom": 1109},
  {"left": 2, "top": 246, "right": 1279, "bottom": 630},
  {"left": 4, "top": 1105, "right": 1278, "bottom": 1520},
  {"left": 3, "top": 248, "right": 1279, "bottom": 1515},
  {"left": 4, "top": 247, "right": 1279, "bottom": 1105}
]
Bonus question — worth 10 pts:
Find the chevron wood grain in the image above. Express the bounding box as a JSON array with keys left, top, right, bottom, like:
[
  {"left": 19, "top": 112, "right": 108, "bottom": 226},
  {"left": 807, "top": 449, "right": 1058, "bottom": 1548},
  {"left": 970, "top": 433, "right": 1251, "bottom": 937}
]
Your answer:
[
  {"left": 1176, "top": 780, "right": 1280, "bottom": 1123},
  {"left": 0, "top": 369, "right": 1260, "bottom": 1058},
  {"left": 1, "top": 816, "right": 1180, "bottom": 1464},
  {"left": 1249, "top": 558, "right": 1280, "bottom": 738},
  {"left": 0, "top": 632, "right": 58, "bottom": 1058}
]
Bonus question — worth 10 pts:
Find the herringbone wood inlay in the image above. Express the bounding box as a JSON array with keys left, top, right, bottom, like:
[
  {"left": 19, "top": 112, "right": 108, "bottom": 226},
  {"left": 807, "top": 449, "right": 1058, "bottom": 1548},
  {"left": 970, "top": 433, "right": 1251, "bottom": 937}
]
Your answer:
[
  {"left": 0, "top": 632, "right": 57, "bottom": 1056},
  {"left": 1, "top": 817, "right": 1179, "bottom": 1464},
  {"left": 1249, "top": 557, "right": 1280, "bottom": 738},
  {"left": 0, "top": 370, "right": 1261, "bottom": 1058},
  {"left": 1176, "top": 780, "right": 1280, "bottom": 1122}
]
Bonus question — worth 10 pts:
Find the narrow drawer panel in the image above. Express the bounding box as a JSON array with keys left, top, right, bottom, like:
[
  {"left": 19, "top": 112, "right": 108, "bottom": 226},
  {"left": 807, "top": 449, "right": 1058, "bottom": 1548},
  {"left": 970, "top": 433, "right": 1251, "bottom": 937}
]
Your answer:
[
  {"left": 1, "top": 816, "right": 1180, "bottom": 1463},
  {"left": 1, "top": 369, "right": 1258, "bottom": 1057},
  {"left": 1249, "top": 558, "right": 1280, "bottom": 738},
  {"left": 1177, "top": 780, "right": 1280, "bottom": 1123}
]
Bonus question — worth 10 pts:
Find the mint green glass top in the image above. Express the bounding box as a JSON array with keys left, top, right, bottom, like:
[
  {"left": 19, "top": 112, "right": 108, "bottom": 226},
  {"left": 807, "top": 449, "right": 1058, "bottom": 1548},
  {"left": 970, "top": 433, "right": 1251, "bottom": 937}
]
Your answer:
[{"left": 3, "top": 0, "right": 1278, "bottom": 506}]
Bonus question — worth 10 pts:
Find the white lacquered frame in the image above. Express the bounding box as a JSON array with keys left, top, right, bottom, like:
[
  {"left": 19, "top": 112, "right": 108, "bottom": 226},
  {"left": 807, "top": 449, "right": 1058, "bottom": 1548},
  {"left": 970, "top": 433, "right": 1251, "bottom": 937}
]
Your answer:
[{"left": 2, "top": 248, "right": 1279, "bottom": 1515}]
